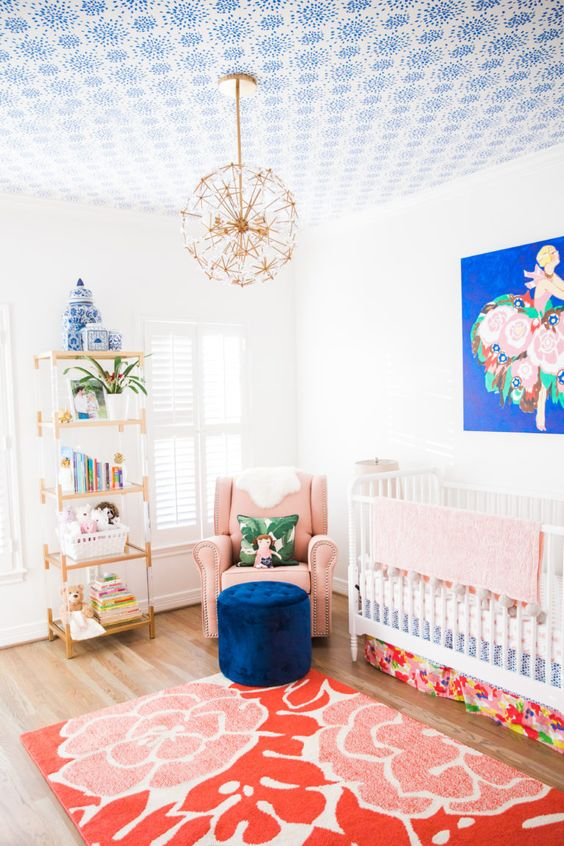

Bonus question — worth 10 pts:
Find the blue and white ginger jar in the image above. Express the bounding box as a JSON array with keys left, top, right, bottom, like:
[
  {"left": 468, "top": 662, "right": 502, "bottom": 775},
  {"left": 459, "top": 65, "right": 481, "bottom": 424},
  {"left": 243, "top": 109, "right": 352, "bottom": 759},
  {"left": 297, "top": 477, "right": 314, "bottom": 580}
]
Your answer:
[
  {"left": 108, "top": 330, "right": 123, "bottom": 351},
  {"left": 61, "top": 279, "right": 102, "bottom": 351}
]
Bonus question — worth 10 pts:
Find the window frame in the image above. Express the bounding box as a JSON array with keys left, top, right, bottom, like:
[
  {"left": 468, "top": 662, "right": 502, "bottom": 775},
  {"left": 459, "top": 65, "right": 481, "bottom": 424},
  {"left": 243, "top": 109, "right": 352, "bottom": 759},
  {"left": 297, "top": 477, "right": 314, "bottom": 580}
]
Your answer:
[
  {"left": 144, "top": 319, "right": 249, "bottom": 549},
  {"left": 0, "top": 304, "right": 24, "bottom": 584}
]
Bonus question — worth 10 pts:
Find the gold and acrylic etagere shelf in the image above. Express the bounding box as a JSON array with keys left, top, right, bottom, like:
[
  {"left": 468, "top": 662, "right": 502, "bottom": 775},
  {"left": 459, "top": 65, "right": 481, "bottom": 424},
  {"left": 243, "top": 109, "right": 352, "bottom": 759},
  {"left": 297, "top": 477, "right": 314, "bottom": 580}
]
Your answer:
[{"left": 34, "top": 350, "right": 155, "bottom": 658}]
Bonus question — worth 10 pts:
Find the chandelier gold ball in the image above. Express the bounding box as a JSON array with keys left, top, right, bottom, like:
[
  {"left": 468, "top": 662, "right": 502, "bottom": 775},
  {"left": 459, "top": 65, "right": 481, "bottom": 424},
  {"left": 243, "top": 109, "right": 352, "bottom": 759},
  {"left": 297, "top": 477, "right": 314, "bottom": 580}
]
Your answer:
[{"left": 180, "top": 71, "right": 296, "bottom": 288}]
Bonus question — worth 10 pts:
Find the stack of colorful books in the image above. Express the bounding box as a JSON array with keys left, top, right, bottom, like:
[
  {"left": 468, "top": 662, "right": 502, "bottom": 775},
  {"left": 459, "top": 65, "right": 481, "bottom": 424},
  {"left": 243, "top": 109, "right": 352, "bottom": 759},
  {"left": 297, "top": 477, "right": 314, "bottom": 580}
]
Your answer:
[
  {"left": 61, "top": 447, "right": 124, "bottom": 494},
  {"left": 89, "top": 573, "right": 142, "bottom": 627}
]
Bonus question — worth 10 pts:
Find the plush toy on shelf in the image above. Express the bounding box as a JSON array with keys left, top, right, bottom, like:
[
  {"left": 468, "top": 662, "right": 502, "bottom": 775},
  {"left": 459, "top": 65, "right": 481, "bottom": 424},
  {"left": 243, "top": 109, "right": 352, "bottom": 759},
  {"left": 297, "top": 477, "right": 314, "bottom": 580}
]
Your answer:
[
  {"left": 75, "top": 505, "right": 98, "bottom": 534},
  {"left": 95, "top": 501, "right": 120, "bottom": 525},
  {"left": 59, "top": 504, "right": 76, "bottom": 523},
  {"left": 60, "top": 583, "right": 93, "bottom": 624},
  {"left": 91, "top": 506, "right": 111, "bottom": 530},
  {"left": 57, "top": 505, "right": 80, "bottom": 539},
  {"left": 60, "top": 583, "right": 105, "bottom": 640}
]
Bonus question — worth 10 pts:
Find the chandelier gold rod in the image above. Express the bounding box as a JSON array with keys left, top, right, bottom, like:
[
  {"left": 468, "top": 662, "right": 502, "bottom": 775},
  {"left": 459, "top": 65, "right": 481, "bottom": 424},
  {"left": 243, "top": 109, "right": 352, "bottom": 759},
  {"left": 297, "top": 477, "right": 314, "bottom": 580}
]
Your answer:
[
  {"left": 235, "top": 77, "right": 244, "bottom": 250},
  {"left": 235, "top": 77, "right": 242, "bottom": 168},
  {"left": 242, "top": 180, "right": 262, "bottom": 221}
]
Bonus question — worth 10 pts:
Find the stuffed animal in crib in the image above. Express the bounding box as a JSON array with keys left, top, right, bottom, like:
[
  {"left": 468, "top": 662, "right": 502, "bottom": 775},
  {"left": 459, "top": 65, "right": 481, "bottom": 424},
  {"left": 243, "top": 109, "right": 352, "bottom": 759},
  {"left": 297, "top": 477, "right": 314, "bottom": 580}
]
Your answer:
[
  {"left": 254, "top": 534, "right": 276, "bottom": 569},
  {"left": 75, "top": 504, "right": 98, "bottom": 534},
  {"left": 60, "top": 584, "right": 94, "bottom": 624}
]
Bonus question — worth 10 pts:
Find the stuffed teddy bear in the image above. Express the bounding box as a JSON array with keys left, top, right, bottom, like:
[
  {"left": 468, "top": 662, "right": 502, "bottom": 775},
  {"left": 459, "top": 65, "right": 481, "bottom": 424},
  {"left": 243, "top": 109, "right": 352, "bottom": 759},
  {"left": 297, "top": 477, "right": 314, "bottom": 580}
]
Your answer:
[
  {"left": 254, "top": 534, "right": 276, "bottom": 569},
  {"left": 60, "top": 583, "right": 94, "bottom": 625}
]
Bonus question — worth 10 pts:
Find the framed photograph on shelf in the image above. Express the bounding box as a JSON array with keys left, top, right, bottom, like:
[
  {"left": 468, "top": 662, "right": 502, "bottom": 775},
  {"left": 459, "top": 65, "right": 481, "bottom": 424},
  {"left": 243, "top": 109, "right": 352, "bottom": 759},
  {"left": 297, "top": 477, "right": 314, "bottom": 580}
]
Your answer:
[{"left": 68, "top": 379, "right": 108, "bottom": 421}]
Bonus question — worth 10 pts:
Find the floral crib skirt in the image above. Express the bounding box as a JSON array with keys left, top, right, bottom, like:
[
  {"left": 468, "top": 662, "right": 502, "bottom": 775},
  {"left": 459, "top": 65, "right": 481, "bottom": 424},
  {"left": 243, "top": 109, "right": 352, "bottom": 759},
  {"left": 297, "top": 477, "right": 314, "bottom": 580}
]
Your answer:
[{"left": 364, "top": 636, "right": 564, "bottom": 754}]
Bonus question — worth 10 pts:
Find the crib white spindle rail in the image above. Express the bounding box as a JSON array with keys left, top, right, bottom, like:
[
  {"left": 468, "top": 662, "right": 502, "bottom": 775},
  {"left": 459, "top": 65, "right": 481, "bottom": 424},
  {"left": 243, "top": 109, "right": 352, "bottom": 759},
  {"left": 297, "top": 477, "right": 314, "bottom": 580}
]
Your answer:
[
  {"left": 489, "top": 594, "right": 496, "bottom": 669},
  {"left": 379, "top": 560, "right": 385, "bottom": 626},
  {"left": 359, "top": 498, "right": 366, "bottom": 621},
  {"left": 369, "top": 566, "right": 376, "bottom": 623},
  {"left": 476, "top": 582, "right": 483, "bottom": 662},
  {"left": 452, "top": 582, "right": 459, "bottom": 654},
  {"left": 429, "top": 576, "right": 436, "bottom": 645},
  {"left": 545, "top": 531, "right": 553, "bottom": 683},
  {"left": 516, "top": 602, "right": 523, "bottom": 680},
  {"left": 561, "top": 541, "right": 564, "bottom": 657},
  {"left": 419, "top": 574, "right": 425, "bottom": 641},
  {"left": 408, "top": 571, "right": 415, "bottom": 636},
  {"left": 398, "top": 567, "right": 405, "bottom": 634},
  {"left": 531, "top": 610, "right": 538, "bottom": 683},
  {"left": 502, "top": 604, "right": 509, "bottom": 674},
  {"left": 463, "top": 586, "right": 470, "bottom": 657},
  {"left": 349, "top": 467, "right": 564, "bottom": 712},
  {"left": 440, "top": 581, "right": 447, "bottom": 649}
]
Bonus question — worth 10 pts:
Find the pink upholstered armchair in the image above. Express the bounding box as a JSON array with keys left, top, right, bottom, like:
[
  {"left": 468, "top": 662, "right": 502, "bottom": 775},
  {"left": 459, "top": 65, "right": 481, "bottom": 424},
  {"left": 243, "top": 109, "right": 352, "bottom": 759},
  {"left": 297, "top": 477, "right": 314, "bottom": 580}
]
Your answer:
[{"left": 193, "top": 472, "right": 337, "bottom": 638}]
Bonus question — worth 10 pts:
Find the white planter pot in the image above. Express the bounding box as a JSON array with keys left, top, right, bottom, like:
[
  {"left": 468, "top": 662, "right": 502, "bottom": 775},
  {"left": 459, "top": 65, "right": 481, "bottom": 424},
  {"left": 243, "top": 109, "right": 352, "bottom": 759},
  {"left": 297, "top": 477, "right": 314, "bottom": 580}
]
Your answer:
[{"left": 105, "top": 393, "right": 129, "bottom": 421}]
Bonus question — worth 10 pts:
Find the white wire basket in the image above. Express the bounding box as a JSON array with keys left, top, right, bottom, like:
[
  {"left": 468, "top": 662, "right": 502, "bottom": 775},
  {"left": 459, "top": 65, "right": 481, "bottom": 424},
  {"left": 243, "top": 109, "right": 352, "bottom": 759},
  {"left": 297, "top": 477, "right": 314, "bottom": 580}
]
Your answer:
[{"left": 60, "top": 524, "right": 129, "bottom": 561}]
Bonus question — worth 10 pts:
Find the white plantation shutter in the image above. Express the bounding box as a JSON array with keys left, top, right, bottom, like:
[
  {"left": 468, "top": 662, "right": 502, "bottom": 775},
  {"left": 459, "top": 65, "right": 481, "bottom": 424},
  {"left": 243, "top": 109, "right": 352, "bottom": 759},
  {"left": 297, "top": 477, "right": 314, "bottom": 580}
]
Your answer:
[
  {"left": 151, "top": 332, "right": 195, "bottom": 425},
  {"left": 200, "top": 329, "right": 244, "bottom": 529},
  {"left": 145, "top": 321, "right": 246, "bottom": 545},
  {"left": 203, "top": 432, "right": 242, "bottom": 527},
  {"left": 201, "top": 333, "right": 242, "bottom": 425},
  {"left": 154, "top": 436, "right": 197, "bottom": 530},
  {"left": 0, "top": 306, "right": 23, "bottom": 582}
]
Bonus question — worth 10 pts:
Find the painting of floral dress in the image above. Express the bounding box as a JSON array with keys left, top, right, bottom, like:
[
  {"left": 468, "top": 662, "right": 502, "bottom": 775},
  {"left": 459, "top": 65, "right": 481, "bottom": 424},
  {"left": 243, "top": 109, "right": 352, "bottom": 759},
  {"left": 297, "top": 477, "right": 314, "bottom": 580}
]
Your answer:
[{"left": 462, "top": 237, "right": 564, "bottom": 434}]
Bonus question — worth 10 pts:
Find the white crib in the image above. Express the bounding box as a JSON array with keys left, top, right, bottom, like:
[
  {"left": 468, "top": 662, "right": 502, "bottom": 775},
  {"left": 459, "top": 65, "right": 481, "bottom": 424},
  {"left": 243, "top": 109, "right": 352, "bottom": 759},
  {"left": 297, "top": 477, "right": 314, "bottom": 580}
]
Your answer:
[{"left": 348, "top": 467, "right": 564, "bottom": 712}]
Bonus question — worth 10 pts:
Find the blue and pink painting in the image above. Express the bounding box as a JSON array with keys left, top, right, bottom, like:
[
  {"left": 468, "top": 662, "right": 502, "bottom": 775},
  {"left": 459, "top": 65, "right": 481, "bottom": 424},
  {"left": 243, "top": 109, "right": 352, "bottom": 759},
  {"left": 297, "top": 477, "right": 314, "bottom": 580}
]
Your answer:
[{"left": 462, "top": 237, "right": 564, "bottom": 434}]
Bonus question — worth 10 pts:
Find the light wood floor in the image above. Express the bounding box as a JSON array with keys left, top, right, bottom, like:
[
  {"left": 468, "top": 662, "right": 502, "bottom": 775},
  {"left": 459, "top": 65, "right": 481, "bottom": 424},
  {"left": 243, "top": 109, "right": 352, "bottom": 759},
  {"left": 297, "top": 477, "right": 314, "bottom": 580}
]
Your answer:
[{"left": 0, "top": 595, "right": 562, "bottom": 845}]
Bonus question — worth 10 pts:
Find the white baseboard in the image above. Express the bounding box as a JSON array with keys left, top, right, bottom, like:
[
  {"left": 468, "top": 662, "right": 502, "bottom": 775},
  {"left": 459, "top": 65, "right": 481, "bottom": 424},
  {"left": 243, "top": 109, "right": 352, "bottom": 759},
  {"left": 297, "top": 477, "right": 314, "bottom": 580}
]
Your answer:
[
  {"left": 150, "top": 588, "right": 200, "bottom": 613},
  {"left": 0, "top": 619, "right": 48, "bottom": 647},
  {"left": 0, "top": 588, "right": 201, "bottom": 649},
  {"left": 333, "top": 576, "right": 348, "bottom": 596}
]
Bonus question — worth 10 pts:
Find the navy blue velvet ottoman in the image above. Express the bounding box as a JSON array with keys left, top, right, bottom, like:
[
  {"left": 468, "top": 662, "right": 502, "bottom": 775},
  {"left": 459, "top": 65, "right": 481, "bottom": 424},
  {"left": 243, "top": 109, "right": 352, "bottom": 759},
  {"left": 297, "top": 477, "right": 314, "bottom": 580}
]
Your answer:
[{"left": 217, "top": 581, "right": 312, "bottom": 687}]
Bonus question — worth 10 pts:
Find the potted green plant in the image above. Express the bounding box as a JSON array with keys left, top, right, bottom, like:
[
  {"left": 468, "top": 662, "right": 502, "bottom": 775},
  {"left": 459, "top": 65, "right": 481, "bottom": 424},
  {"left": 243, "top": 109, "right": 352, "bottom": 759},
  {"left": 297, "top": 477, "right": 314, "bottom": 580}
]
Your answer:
[{"left": 65, "top": 356, "right": 147, "bottom": 420}]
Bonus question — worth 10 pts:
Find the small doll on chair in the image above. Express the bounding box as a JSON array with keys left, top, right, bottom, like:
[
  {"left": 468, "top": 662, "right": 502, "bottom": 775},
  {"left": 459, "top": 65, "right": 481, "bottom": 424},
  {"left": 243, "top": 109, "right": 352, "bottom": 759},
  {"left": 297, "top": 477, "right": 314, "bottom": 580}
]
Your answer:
[{"left": 254, "top": 534, "right": 277, "bottom": 569}]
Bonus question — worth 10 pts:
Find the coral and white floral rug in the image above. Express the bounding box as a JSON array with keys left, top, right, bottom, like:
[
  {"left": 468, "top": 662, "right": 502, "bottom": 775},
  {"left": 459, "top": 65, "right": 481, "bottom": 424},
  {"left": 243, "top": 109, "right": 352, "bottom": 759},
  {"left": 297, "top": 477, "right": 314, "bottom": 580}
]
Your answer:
[{"left": 22, "top": 670, "right": 564, "bottom": 845}]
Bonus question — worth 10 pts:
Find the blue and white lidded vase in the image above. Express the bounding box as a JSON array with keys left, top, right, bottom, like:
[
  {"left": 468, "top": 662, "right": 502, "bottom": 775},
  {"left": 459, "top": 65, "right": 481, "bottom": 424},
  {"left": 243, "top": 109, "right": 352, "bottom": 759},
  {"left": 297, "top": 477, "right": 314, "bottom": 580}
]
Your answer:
[
  {"left": 61, "top": 278, "right": 102, "bottom": 351},
  {"left": 108, "top": 330, "right": 123, "bottom": 351},
  {"left": 81, "top": 323, "right": 109, "bottom": 352}
]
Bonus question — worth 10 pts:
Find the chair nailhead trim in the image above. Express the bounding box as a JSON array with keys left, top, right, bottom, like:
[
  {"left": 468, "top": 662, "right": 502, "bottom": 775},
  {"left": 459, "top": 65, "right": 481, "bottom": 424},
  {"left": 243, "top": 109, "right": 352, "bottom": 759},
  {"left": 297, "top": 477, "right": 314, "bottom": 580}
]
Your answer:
[
  {"left": 193, "top": 541, "right": 221, "bottom": 638},
  {"left": 321, "top": 476, "right": 328, "bottom": 535},
  {"left": 310, "top": 539, "right": 337, "bottom": 636}
]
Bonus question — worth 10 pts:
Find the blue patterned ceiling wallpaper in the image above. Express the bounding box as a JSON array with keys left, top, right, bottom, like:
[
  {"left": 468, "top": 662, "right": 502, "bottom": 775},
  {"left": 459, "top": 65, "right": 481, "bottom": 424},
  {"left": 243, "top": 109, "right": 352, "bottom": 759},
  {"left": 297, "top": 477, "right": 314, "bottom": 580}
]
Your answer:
[{"left": 0, "top": 1, "right": 562, "bottom": 223}]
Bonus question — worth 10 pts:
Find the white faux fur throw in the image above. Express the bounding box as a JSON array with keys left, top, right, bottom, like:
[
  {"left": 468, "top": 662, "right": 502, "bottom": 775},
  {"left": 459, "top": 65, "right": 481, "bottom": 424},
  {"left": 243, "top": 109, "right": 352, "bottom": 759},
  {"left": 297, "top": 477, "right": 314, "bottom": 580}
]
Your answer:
[{"left": 235, "top": 467, "right": 301, "bottom": 508}]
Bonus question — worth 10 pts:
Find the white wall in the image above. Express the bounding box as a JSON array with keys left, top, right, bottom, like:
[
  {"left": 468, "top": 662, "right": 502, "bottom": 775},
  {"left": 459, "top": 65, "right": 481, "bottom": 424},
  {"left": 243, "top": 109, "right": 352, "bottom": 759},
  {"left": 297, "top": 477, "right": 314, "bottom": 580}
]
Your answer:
[
  {"left": 294, "top": 147, "right": 564, "bottom": 587},
  {"left": 0, "top": 194, "right": 297, "bottom": 645},
  {"left": 3, "top": 145, "right": 563, "bottom": 641}
]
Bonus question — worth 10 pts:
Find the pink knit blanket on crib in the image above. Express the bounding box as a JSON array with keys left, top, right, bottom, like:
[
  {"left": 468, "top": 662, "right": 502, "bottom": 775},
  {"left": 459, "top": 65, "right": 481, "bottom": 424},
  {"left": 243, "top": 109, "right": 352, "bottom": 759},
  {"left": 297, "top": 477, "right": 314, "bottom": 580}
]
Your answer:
[{"left": 371, "top": 497, "right": 542, "bottom": 604}]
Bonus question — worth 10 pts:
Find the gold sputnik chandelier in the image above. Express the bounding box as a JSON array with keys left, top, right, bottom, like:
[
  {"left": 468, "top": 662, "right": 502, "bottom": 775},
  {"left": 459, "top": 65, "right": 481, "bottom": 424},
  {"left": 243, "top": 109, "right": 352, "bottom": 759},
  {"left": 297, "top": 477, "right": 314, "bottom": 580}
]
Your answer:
[{"left": 180, "top": 73, "right": 297, "bottom": 287}]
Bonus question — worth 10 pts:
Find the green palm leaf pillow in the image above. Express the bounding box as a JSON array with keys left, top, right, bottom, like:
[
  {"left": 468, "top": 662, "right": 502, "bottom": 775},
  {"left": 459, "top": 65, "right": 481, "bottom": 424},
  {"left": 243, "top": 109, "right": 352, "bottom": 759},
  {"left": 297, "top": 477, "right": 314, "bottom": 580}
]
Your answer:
[{"left": 237, "top": 514, "right": 299, "bottom": 566}]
